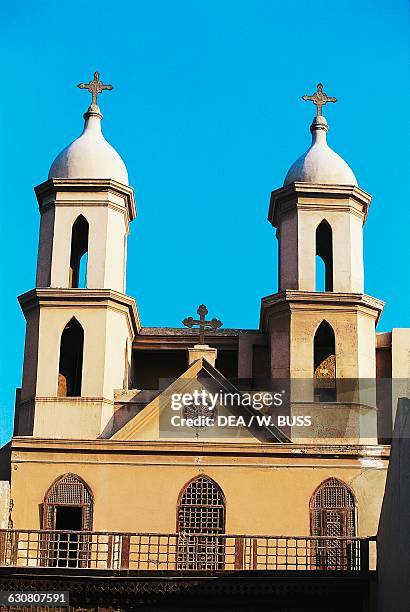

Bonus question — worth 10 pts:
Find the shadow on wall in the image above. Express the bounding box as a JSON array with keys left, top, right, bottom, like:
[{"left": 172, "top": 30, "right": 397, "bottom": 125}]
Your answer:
[
  {"left": 377, "top": 397, "right": 410, "bottom": 612},
  {"left": 0, "top": 441, "right": 11, "bottom": 482}
]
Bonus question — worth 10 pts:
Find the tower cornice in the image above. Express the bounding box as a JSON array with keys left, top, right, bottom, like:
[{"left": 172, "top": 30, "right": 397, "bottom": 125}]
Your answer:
[
  {"left": 259, "top": 290, "right": 385, "bottom": 331},
  {"left": 18, "top": 288, "right": 141, "bottom": 337},
  {"left": 269, "top": 183, "right": 372, "bottom": 228},
  {"left": 34, "top": 178, "right": 136, "bottom": 222}
]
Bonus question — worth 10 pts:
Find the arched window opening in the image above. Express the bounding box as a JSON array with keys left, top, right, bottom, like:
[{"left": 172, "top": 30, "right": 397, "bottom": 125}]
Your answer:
[
  {"left": 42, "top": 474, "right": 93, "bottom": 568},
  {"left": 177, "top": 476, "right": 225, "bottom": 570},
  {"left": 310, "top": 478, "right": 356, "bottom": 569},
  {"left": 58, "top": 318, "right": 84, "bottom": 397},
  {"left": 314, "top": 321, "right": 336, "bottom": 402},
  {"left": 316, "top": 220, "right": 333, "bottom": 291},
  {"left": 69, "top": 216, "right": 89, "bottom": 288}
]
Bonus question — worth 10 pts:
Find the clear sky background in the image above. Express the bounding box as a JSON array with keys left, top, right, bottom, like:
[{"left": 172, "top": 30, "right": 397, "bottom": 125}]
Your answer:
[{"left": 0, "top": 0, "right": 409, "bottom": 446}]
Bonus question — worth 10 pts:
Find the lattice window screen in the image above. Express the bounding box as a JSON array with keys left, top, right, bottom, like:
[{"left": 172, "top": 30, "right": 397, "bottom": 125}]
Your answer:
[
  {"left": 43, "top": 474, "right": 93, "bottom": 530},
  {"left": 178, "top": 477, "right": 225, "bottom": 534},
  {"left": 310, "top": 478, "right": 356, "bottom": 537}
]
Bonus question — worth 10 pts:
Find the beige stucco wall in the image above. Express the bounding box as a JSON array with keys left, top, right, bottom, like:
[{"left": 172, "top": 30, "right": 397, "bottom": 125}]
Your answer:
[
  {"left": 278, "top": 210, "right": 298, "bottom": 291},
  {"left": 36, "top": 206, "right": 55, "bottom": 287},
  {"left": 291, "top": 308, "right": 378, "bottom": 441},
  {"left": 18, "top": 292, "right": 136, "bottom": 438},
  {"left": 261, "top": 294, "right": 381, "bottom": 442},
  {"left": 268, "top": 309, "right": 291, "bottom": 379},
  {"left": 49, "top": 203, "right": 127, "bottom": 293},
  {"left": 270, "top": 185, "right": 369, "bottom": 295},
  {"left": 36, "top": 187, "right": 131, "bottom": 294},
  {"left": 23, "top": 304, "right": 131, "bottom": 400},
  {"left": 295, "top": 208, "right": 364, "bottom": 293},
  {"left": 391, "top": 328, "right": 410, "bottom": 421},
  {"left": 10, "top": 441, "right": 387, "bottom": 541},
  {"left": 290, "top": 305, "right": 377, "bottom": 384},
  {"left": 238, "top": 332, "right": 267, "bottom": 378},
  {"left": 31, "top": 399, "right": 115, "bottom": 439}
]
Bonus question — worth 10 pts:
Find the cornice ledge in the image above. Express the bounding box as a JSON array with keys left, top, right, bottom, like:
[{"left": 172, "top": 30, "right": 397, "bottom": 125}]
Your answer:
[
  {"left": 18, "top": 287, "right": 141, "bottom": 334},
  {"left": 261, "top": 290, "right": 384, "bottom": 308},
  {"left": 10, "top": 437, "right": 391, "bottom": 458},
  {"left": 19, "top": 396, "right": 115, "bottom": 407},
  {"left": 268, "top": 182, "right": 372, "bottom": 227},
  {"left": 34, "top": 178, "right": 136, "bottom": 221},
  {"left": 259, "top": 290, "right": 385, "bottom": 328}
]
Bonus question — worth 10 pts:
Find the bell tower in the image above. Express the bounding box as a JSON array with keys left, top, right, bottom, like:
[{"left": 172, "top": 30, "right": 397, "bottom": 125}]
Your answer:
[
  {"left": 261, "top": 84, "right": 384, "bottom": 442},
  {"left": 273, "top": 112, "right": 368, "bottom": 295},
  {"left": 15, "top": 72, "right": 140, "bottom": 439}
]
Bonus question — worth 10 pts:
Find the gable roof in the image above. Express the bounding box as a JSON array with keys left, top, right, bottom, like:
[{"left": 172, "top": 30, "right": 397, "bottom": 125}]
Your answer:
[{"left": 111, "top": 358, "right": 289, "bottom": 443}]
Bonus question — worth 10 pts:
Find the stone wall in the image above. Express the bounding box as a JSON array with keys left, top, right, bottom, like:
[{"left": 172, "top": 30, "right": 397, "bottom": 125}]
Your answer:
[{"left": 0, "top": 481, "right": 10, "bottom": 529}]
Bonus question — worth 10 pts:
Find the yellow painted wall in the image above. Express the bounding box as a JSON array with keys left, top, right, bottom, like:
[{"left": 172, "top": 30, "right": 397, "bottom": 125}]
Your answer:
[{"left": 10, "top": 441, "right": 388, "bottom": 538}]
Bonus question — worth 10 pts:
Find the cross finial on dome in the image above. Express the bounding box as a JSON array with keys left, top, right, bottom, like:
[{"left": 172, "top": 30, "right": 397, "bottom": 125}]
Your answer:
[
  {"left": 78, "top": 71, "right": 113, "bottom": 113},
  {"left": 302, "top": 83, "right": 337, "bottom": 117}
]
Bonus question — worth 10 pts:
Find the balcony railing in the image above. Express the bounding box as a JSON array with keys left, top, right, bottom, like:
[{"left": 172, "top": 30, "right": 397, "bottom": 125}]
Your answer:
[{"left": 0, "top": 530, "right": 373, "bottom": 572}]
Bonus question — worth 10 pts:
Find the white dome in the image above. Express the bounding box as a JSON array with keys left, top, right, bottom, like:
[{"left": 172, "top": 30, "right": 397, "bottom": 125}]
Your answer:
[
  {"left": 49, "top": 110, "right": 128, "bottom": 185},
  {"left": 284, "top": 116, "right": 357, "bottom": 186}
]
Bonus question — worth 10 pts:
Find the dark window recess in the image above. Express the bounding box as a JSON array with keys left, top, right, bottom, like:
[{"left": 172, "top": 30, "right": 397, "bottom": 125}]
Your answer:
[
  {"left": 314, "top": 321, "right": 336, "bottom": 402},
  {"left": 55, "top": 506, "right": 82, "bottom": 531},
  {"left": 252, "top": 345, "right": 271, "bottom": 384},
  {"left": 316, "top": 220, "right": 333, "bottom": 292},
  {"left": 54, "top": 509, "right": 82, "bottom": 568},
  {"left": 58, "top": 318, "right": 84, "bottom": 397},
  {"left": 69, "top": 215, "right": 89, "bottom": 289},
  {"left": 132, "top": 350, "right": 189, "bottom": 389},
  {"left": 215, "top": 350, "right": 238, "bottom": 381},
  {"left": 132, "top": 349, "right": 238, "bottom": 389}
]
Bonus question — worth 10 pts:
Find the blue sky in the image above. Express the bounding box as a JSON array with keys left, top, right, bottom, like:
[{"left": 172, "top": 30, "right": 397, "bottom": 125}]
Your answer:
[{"left": 0, "top": 0, "right": 409, "bottom": 445}]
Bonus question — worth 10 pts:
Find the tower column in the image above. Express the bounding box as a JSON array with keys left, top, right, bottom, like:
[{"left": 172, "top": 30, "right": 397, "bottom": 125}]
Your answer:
[
  {"left": 15, "top": 72, "right": 140, "bottom": 439},
  {"left": 262, "top": 84, "right": 384, "bottom": 443}
]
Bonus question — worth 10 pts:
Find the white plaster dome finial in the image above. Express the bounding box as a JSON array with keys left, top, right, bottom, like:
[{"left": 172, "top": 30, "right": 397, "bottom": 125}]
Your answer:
[
  {"left": 48, "top": 72, "right": 129, "bottom": 185},
  {"left": 284, "top": 83, "right": 357, "bottom": 187}
]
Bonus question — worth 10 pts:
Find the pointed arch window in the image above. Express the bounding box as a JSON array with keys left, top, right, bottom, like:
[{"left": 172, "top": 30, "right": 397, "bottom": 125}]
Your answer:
[
  {"left": 69, "top": 216, "right": 89, "bottom": 288},
  {"left": 177, "top": 476, "right": 225, "bottom": 569},
  {"left": 58, "top": 318, "right": 84, "bottom": 397},
  {"left": 314, "top": 320, "right": 336, "bottom": 402},
  {"left": 310, "top": 478, "right": 356, "bottom": 569},
  {"left": 316, "top": 220, "right": 333, "bottom": 291},
  {"left": 43, "top": 473, "right": 93, "bottom": 530},
  {"left": 42, "top": 474, "right": 93, "bottom": 567}
]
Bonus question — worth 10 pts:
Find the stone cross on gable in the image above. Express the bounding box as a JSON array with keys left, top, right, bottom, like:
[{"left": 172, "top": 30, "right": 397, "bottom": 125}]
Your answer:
[
  {"left": 78, "top": 71, "right": 113, "bottom": 110},
  {"left": 302, "top": 83, "right": 337, "bottom": 116},
  {"left": 182, "top": 304, "right": 222, "bottom": 345}
]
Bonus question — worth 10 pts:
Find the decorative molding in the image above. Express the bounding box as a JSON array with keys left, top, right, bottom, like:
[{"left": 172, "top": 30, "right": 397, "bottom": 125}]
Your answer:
[
  {"left": 34, "top": 178, "right": 136, "bottom": 222},
  {"left": 18, "top": 288, "right": 141, "bottom": 336},
  {"left": 269, "top": 182, "right": 372, "bottom": 228},
  {"left": 259, "top": 290, "right": 385, "bottom": 330},
  {"left": 10, "top": 437, "right": 390, "bottom": 459}
]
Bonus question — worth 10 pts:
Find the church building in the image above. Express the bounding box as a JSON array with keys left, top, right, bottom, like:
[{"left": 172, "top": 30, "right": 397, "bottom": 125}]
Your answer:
[{"left": 1, "top": 74, "right": 409, "bottom": 611}]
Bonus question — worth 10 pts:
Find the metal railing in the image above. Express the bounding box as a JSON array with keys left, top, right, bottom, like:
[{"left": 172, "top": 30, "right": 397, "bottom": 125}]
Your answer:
[{"left": 0, "top": 530, "right": 373, "bottom": 572}]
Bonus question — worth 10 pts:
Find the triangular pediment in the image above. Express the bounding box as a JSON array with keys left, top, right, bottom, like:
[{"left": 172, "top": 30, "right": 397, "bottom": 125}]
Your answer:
[{"left": 111, "top": 358, "right": 289, "bottom": 443}]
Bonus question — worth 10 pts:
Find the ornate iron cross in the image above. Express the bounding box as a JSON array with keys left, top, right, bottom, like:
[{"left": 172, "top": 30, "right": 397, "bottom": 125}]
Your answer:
[
  {"left": 302, "top": 83, "right": 337, "bottom": 116},
  {"left": 182, "top": 304, "right": 222, "bottom": 345},
  {"left": 78, "top": 71, "right": 113, "bottom": 110}
]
